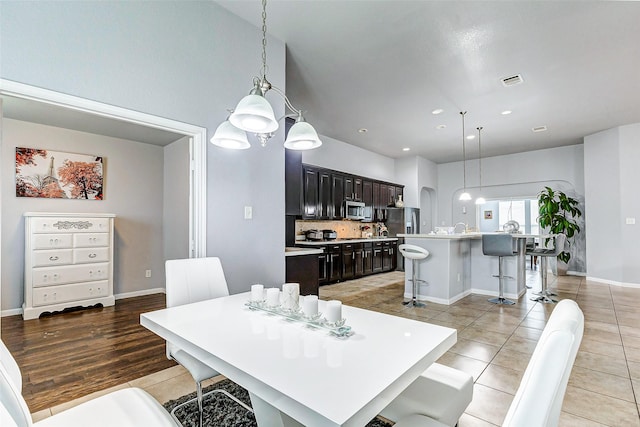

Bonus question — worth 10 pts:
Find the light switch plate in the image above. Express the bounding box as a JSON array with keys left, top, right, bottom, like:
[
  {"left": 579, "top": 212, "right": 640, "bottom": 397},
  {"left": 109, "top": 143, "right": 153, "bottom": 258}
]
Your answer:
[{"left": 244, "top": 206, "right": 253, "bottom": 220}]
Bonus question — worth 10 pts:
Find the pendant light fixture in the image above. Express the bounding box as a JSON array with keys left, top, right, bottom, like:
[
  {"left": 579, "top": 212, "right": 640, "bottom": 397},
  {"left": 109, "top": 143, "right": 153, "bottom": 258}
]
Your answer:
[
  {"left": 211, "top": 0, "right": 322, "bottom": 151},
  {"left": 475, "top": 126, "right": 486, "bottom": 205},
  {"left": 459, "top": 111, "right": 471, "bottom": 201}
]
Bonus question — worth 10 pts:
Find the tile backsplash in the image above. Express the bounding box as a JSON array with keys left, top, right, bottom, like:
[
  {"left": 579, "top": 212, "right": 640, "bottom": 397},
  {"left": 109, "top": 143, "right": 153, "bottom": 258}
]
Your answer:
[{"left": 296, "top": 220, "right": 376, "bottom": 240}]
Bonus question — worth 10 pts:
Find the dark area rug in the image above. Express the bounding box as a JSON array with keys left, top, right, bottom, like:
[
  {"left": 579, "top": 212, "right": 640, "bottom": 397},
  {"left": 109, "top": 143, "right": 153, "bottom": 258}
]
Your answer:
[{"left": 163, "top": 378, "right": 393, "bottom": 427}]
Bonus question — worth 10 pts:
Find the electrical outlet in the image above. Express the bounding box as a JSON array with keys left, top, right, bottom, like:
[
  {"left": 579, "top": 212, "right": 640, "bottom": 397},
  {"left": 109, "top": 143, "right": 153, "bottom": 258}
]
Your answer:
[
  {"left": 145, "top": 270, "right": 151, "bottom": 278},
  {"left": 626, "top": 217, "right": 636, "bottom": 225}
]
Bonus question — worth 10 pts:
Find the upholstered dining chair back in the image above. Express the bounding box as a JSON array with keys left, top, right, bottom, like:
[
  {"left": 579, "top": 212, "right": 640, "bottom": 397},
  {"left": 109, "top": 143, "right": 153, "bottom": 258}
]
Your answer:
[
  {"left": 502, "top": 299, "right": 584, "bottom": 427},
  {"left": 165, "top": 257, "right": 230, "bottom": 308},
  {"left": 0, "top": 340, "right": 32, "bottom": 427}
]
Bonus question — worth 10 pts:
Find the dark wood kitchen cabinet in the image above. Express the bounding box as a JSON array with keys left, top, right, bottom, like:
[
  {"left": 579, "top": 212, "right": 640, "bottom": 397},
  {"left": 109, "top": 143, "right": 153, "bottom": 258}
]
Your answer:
[
  {"left": 318, "top": 249, "right": 329, "bottom": 285},
  {"left": 381, "top": 241, "right": 398, "bottom": 272},
  {"left": 354, "top": 243, "right": 365, "bottom": 277},
  {"left": 362, "top": 242, "right": 373, "bottom": 275},
  {"left": 285, "top": 150, "right": 302, "bottom": 216},
  {"left": 362, "top": 180, "right": 373, "bottom": 221},
  {"left": 341, "top": 243, "right": 355, "bottom": 280},
  {"left": 327, "top": 244, "right": 342, "bottom": 282},
  {"left": 302, "top": 166, "right": 319, "bottom": 219},
  {"left": 372, "top": 241, "right": 384, "bottom": 273},
  {"left": 344, "top": 175, "right": 354, "bottom": 201},
  {"left": 318, "top": 170, "right": 332, "bottom": 219},
  {"left": 330, "top": 173, "right": 345, "bottom": 219},
  {"left": 286, "top": 254, "right": 319, "bottom": 296}
]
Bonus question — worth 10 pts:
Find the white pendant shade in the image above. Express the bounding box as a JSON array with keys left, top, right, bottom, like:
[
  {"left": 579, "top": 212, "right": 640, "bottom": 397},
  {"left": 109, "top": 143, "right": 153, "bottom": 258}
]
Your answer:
[
  {"left": 229, "top": 94, "right": 279, "bottom": 133},
  {"left": 475, "top": 196, "right": 486, "bottom": 205},
  {"left": 210, "top": 120, "right": 250, "bottom": 150},
  {"left": 284, "top": 121, "right": 322, "bottom": 150},
  {"left": 459, "top": 192, "right": 472, "bottom": 201}
]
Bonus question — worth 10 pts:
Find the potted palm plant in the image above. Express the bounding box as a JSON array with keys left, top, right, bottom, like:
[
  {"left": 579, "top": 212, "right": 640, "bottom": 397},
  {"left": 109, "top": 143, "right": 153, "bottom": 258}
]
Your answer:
[{"left": 537, "top": 187, "right": 582, "bottom": 273}]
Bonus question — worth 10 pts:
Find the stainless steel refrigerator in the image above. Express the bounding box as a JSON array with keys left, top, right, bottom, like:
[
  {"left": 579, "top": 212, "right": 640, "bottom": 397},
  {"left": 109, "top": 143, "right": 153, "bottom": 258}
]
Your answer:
[{"left": 385, "top": 207, "right": 420, "bottom": 271}]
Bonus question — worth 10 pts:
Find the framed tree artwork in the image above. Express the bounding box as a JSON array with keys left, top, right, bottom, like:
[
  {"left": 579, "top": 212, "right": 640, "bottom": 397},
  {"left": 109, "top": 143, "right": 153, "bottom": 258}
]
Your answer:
[{"left": 16, "top": 147, "right": 104, "bottom": 200}]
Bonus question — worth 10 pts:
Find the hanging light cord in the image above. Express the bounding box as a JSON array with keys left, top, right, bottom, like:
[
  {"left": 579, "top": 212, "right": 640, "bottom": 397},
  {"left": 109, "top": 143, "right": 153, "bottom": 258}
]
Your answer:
[
  {"left": 460, "top": 111, "right": 467, "bottom": 190},
  {"left": 477, "top": 126, "right": 483, "bottom": 190}
]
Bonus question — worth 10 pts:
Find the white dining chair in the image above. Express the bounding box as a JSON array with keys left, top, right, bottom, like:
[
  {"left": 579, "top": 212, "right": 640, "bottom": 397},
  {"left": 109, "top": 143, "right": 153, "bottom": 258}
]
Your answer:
[
  {"left": 389, "top": 299, "right": 584, "bottom": 427},
  {"left": 0, "top": 339, "right": 178, "bottom": 427},
  {"left": 164, "top": 257, "right": 252, "bottom": 426}
]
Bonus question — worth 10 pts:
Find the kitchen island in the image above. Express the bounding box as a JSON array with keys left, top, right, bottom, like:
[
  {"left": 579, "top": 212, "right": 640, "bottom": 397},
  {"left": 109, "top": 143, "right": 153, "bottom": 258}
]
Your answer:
[{"left": 398, "top": 233, "right": 533, "bottom": 305}]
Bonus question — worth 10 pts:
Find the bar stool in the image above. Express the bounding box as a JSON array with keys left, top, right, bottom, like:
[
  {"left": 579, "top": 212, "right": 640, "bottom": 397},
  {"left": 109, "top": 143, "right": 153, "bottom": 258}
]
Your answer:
[
  {"left": 399, "top": 244, "right": 429, "bottom": 307},
  {"left": 482, "top": 234, "right": 517, "bottom": 305},
  {"left": 526, "top": 234, "right": 566, "bottom": 303}
]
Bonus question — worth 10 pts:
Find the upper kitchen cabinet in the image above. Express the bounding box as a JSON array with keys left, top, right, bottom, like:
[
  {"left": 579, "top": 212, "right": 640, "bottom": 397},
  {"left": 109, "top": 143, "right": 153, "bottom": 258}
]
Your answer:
[
  {"left": 302, "top": 165, "right": 319, "bottom": 219},
  {"left": 285, "top": 149, "right": 303, "bottom": 216},
  {"left": 362, "top": 179, "right": 373, "bottom": 221},
  {"left": 298, "top": 163, "right": 403, "bottom": 221},
  {"left": 330, "top": 173, "right": 345, "bottom": 219}
]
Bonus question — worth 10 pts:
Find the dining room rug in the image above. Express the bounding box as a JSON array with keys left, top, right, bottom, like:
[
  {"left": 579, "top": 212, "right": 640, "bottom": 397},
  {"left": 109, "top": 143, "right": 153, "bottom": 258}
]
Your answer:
[{"left": 163, "top": 378, "right": 393, "bottom": 427}]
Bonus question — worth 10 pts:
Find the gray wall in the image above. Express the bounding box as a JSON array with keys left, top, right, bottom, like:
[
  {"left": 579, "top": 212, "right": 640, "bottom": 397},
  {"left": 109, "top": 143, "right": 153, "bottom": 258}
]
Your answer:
[
  {"left": 2, "top": 119, "right": 165, "bottom": 310},
  {"left": 584, "top": 123, "right": 640, "bottom": 285},
  {"left": 163, "top": 136, "right": 190, "bottom": 262},
  {"left": 1, "top": 1, "right": 287, "bottom": 297}
]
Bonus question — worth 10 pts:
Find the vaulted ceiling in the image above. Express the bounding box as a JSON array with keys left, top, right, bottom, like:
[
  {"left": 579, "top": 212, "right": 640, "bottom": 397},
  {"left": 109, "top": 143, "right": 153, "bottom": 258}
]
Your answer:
[{"left": 217, "top": 1, "right": 640, "bottom": 163}]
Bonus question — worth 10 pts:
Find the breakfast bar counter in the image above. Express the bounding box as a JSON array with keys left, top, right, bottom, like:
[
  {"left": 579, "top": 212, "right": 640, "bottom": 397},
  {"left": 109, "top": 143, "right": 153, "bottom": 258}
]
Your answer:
[{"left": 398, "top": 233, "right": 532, "bottom": 304}]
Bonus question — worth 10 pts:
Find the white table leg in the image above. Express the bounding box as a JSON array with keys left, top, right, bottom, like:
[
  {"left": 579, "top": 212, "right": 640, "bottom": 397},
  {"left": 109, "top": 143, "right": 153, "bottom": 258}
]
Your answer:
[{"left": 249, "top": 392, "right": 305, "bottom": 427}]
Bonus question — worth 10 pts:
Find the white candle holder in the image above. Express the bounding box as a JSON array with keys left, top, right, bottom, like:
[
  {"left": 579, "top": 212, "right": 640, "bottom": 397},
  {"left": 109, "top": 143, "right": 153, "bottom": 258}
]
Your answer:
[{"left": 245, "top": 300, "right": 353, "bottom": 338}]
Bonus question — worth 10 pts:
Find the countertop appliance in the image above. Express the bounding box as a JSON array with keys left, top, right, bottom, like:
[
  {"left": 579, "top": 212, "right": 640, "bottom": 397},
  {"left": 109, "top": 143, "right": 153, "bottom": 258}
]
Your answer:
[
  {"left": 344, "top": 200, "right": 365, "bottom": 220},
  {"left": 305, "top": 229, "right": 324, "bottom": 241},
  {"left": 385, "top": 207, "right": 420, "bottom": 271},
  {"left": 322, "top": 229, "right": 337, "bottom": 240}
]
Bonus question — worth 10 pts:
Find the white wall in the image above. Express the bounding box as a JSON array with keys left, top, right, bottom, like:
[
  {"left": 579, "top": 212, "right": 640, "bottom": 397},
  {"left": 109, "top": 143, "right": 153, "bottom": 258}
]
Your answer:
[
  {"left": 437, "top": 144, "right": 586, "bottom": 272},
  {"left": 302, "top": 134, "right": 396, "bottom": 182},
  {"left": 163, "top": 136, "right": 190, "bottom": 262},
  {"left": 2, "top": 119, "right": 165, "bottom": 311},
  {"left": 584, "top": 123, "right": 640, "bottom": 286},
  {"left": 1, "top": 1, "right": 287, "bottom": 295}
]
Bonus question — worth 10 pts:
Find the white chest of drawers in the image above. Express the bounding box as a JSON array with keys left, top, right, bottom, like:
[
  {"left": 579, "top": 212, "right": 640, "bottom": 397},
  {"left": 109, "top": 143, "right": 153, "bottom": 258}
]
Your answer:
[{"left": 23, "top": 212, "right": 116, "bottom": 320}]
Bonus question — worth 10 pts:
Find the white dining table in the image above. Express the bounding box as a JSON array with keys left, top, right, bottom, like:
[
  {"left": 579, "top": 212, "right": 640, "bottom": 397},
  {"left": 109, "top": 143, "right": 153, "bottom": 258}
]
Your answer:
[{"left": 140, "top": 292, "right": 457, "bottom": 427}]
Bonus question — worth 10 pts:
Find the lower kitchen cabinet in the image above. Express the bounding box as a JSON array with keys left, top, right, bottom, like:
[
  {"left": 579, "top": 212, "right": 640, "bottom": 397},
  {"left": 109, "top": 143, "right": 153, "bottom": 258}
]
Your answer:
[
  {"left": 327, "top": 244, "right": 342, "bottom": 283},
  {"left": 297, "top": 239, "right": 397, "bottom": 287},
  {"left": 372, "top": 241, "right": 384, "bottom": 273},
  {"left": 363, "top": 242, "right": 373, "bottom": 275},
  {"left": 285, "top": 254, "right": 320, "bottom": 296}
]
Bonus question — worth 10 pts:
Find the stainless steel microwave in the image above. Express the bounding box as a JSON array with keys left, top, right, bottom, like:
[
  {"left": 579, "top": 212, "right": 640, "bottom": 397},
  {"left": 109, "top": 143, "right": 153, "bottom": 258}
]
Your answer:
[{"left": 344, "top": 200, "right": 365, "bottom": 220}]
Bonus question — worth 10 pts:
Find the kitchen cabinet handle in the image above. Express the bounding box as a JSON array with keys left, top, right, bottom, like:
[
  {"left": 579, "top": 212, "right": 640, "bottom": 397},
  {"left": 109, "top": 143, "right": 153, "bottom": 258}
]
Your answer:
[
  {"left": 88, "top": 253, "right": 97, "bottom": 258},
  {"left": 352, "top": 252, "right": 355, "bottom": 260},
  {"left": 49, "top": 256, "right": 59, "bottom": 261}
]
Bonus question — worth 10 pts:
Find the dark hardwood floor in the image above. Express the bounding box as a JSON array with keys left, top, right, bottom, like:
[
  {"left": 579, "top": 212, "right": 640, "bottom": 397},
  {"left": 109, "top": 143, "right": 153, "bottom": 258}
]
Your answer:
[{"left": 1, "top": 293, "right": 175, "bottom": 412}]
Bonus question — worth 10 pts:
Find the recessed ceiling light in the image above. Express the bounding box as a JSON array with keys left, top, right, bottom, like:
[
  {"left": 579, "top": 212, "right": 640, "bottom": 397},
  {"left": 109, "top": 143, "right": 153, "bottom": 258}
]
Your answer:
[
  {"left": 501, "top": 110, "right": 512, "bottom": 115},
  {"left": 432, "top": 109, "right": 444, "bottom": 115},
  {"left": 358, "top": 128, "right": 368, "bottom": 133},
  {"left": 402, "top": 147, "right": 411, "bottom": 152},
  {"left": 532, "top": 126, "right": 547, "bottom": 132},
  {"left": 466, "top": 135, "right": 475, "bottom": 140},
  {"left": 436, "top": 124, "right": 446, "bottom": 129}
]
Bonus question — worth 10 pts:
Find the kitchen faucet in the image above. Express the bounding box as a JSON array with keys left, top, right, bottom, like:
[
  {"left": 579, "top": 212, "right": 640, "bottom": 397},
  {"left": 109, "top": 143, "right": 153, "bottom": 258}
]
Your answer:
[{"left": 454, "top": 222, "right": 467, "bottom": 233}]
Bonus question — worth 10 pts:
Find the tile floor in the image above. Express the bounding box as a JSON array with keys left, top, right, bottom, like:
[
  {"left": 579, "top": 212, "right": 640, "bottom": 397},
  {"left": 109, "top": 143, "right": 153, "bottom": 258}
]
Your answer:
[{"left": 32, "top": 270, "right": 640, "bottom": 426}]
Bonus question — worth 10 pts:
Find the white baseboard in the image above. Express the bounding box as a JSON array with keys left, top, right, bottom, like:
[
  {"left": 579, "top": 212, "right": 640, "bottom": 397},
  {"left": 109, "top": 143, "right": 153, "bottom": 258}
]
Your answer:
[
  {"left": 1, "top": 288, "right": 167, "bottom": 318},
  {"left": 586, "top": 277, "right": 640, "bottom": 289},
  {"left": 114, "top": 288, "right": 166, "bottom": 300},
  {"left": 405, "top": 289, "right": 472, "bottom": 305}
]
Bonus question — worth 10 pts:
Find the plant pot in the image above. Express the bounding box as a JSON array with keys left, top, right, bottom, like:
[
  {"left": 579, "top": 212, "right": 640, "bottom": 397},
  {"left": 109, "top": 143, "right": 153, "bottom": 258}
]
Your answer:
[{"left": 552, "top": 258, "right": 569, "bottom": 276}]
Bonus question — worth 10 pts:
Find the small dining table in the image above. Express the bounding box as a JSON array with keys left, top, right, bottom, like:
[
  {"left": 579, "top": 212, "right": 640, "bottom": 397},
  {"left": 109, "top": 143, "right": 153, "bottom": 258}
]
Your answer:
[{"left": 141, "top": 292, "right": 456, "bottom": 427}]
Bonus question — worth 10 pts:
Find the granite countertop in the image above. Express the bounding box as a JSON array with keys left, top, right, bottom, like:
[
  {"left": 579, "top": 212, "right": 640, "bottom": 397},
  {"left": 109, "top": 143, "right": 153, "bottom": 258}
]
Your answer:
[
  {"left": 295, "top": 237, "right": 399, "bottom": 246},
  {"left": 285, "top": 247, "right": 324, "bottom": 257},
  {"left": 398, "top": 233, "right": 482, "bottom": 240}
]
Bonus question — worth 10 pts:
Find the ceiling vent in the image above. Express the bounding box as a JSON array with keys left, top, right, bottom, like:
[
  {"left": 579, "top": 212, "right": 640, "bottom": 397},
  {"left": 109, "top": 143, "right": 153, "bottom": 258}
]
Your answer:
[
  {"left": 532, "top": 126, "right": 547, "bottom": 133},
  {"left": 501, "top": 74, "right": 524, "bottom": 87}
]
